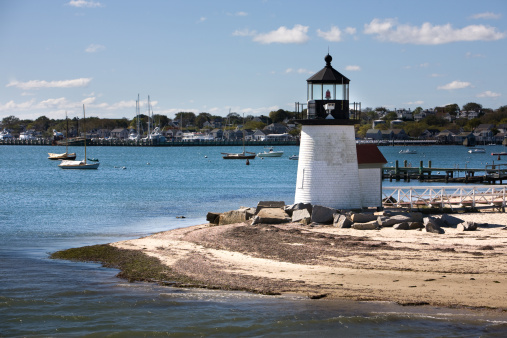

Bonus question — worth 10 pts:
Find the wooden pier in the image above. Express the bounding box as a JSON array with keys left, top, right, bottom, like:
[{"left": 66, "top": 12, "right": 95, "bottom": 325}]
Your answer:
[
  {"left": 383, "top": 161, "right": 507, "bottom": 184},
  {"left": 382, "top": 185, "right": 507, "bottom": 212}
]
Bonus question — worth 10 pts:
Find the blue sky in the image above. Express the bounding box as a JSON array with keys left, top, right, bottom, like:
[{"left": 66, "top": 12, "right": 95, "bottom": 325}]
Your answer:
[{"left": 1, "top": 0, "right": 506, "bottom": 121}]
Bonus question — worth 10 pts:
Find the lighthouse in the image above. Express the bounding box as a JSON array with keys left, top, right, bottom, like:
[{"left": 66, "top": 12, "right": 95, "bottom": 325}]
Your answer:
[{"left": 294, "top": 54, "right": 363, "bottom": 209}]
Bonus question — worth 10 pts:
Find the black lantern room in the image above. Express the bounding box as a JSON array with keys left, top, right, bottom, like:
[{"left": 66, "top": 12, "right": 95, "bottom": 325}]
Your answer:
[{"left": 306, "top": 54, "right": 350, "bottom": 120}]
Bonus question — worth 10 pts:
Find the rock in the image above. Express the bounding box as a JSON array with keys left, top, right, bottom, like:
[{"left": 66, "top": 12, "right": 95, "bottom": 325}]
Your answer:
[
  {"left": 238, "top": 206, "right": 256, "bottom": 219},
  {"left": 255, "top": 201, "right": 285, "bottom": 214},
  {"left": 457, "top": 221, "right": 478, "bottom": 231},
  {"left": 351, "top": 213, "right": 377, "bottom": 223},
  {"left": 206, "top": 212, "right": 221, "bottom": 225},
  {"left": 408, "top": 222, "right": 424, "bottom": 230},
  {"left": 219, "top": 210, "right": 248, "bottom": 225},
  {"left": 251, "top": 208, "right": 291, "bottom": 225},
  {"left": 333, "top": 213, "right": 352, "bottom": 228},
  {"left": 284, "top": 203, "right": 312, "bottom": 217},
  {"left": 292, "top": 208, "right": 311, "bottom": 223},
  {"left": 393, "top": 222, "right": 410, "bottom": 230},
  {"left": 377, "top": 214, "right": 412, "bottom": 227},
  {"left": 424, "top": 217, "right": 445, "bottom": 234},
  {"left": 440, "top": 214, "right": 462, "bottom": 227},
  {"left": 352, "top": 220, "right": 379, "bottom": 230},
  {"left": 311, "top": 205, "right": 336, "bottom": 224},
  {"left": 380, "top": 211, "right": 423, "bottom": 222}
]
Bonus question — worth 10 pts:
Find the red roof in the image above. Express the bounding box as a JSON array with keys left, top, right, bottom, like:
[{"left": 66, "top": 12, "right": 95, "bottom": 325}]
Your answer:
[{"left": 356, "top": 144, "right": 387, "bottom": 165}]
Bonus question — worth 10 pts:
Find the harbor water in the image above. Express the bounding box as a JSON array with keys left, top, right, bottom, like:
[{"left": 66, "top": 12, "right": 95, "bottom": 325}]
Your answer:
[{"left": 1, "top": 145, "right": 507, "bottom": 336}]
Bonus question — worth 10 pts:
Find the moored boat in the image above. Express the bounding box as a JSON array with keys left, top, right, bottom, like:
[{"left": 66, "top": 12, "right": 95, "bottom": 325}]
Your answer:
[
  {"left": 399, "top": 149, "right": 417, "bottom": 154},
  {"left": 468, "top": 148, "right": 486, "bottom": 153},
  {"left": 257, "top": 147, "right": 283, "bottom": 158}
]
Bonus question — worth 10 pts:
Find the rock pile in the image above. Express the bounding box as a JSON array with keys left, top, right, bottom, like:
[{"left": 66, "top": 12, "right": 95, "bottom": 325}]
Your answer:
[{"left": 208, "top": 201, "right": 487, "bottom": 234}]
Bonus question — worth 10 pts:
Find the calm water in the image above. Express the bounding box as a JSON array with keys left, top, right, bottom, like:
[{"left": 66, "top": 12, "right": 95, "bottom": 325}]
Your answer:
[{"left": 1, "top": 145, "right": 507, "bottom": 337}]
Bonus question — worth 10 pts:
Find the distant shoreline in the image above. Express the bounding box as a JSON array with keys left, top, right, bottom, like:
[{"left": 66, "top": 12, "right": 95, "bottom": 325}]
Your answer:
[{"left": 53, "top": 212, "right": 507, "bottom": 311}]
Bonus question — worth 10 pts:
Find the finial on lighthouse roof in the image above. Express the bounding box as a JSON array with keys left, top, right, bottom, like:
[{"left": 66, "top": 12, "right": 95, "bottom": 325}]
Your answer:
[{"left": 325, "top": 53, "right": 332, "bottom": 67}]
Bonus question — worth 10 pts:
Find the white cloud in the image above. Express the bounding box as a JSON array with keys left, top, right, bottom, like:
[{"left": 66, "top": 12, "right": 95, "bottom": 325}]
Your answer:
[
  {"left": 437, "top": 80, "right": 472, "bottom": 90},
  {"left": 232, "top": 29, "right": 256, "bottom": 37},
  {"left": 470, "top": 12, "right": 501, "bottom": 20},
  {"left": 85, "top": 44, "right": 105, "bottom": 53},
  {"left": 345, "top": 65, "right": 361, "bottom": 71},
  {"left": 465, "top": 51, "right": 485, "bottom": 58},
  {"left": 317, "top": 26, "right": 343, "bottom": 42},
  {"left": 317, "top": 26, "right": 357, "bottom": 42},
  {"left": 235, "top": 11, "right": 247, "bottom": 16},
  {"left": 477, "top": 90, "right": 501, "bottom": 98},
  {"left": 430, "top": 73, "right": 444, "bottom": 77},
  {"left": 364, "top": 18, "right": 506, "bottom": 44},
  {"left": 6, "top": 78, "right": 92, "bottom": 90},
  {"left": 285, "top": 68, "right": 313, "bottom": 74},
  {"left": 406, "top": 100, "right": 424, "bottom": 105},
  {"left": 67, "top": 0, "right": 103, "bottom": 8},
  {"left": 197, "top": 17, "right": 207, "bottom": 23},
  {"left": 252, "top": 24, "right": 309, "bottom": 44}
]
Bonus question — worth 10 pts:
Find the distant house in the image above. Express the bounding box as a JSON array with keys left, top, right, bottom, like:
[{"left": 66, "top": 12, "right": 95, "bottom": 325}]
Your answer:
[
  {"left": 97, "top": 129, "right": 111, "bottom": 139},
  {"left": 392, "top": 129, "right": 408, "bottom": 140},
  {"left": 454, "top": 131, "right": 476, "bottom": 146},
  {"left": 381, "top": 130, "right": 394, "bottom": 140},
  {"left": 264, "top": 123, "right": 288, "bottom": 134},
  {"left": 210, "top": 128, "right": 224, "bottom": 139},
  {"left": 396, "top": 109, "right": 413, "bottom": 120},
  {"left": 420, "top": 129, "right": 440, "bottom": 139},
  {"left": 356, "top": 144, "right": 388, "bottom": 209},
  {"left": 496, "top": 124, "right": 507, "bottom": 134},
  {"left": 365, "top": 129, "right": 382, "bottom": 140},
  {"left": 414, "top": 112, "right": 426, "bottom": 121},
  {"left": 253, "top": 129, "right": 270, "bottom": 141},
  {"left": 372, "top": 120, "right": 385, "bottom": 128},
  {"left": 390, "top": 120, "right": 404, "bottom": 128},
  {"left": 111, "top": 128, "right": 129, "bottom": 139}
]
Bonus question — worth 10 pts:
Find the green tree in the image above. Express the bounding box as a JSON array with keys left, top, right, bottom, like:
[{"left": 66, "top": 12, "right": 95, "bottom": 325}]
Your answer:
[
  {"left": 444, "top": 104, "right": 460, "bottom": 115},
  {"left": 413, "top": 107, "right": 423, "bottom": 115},
  {"left": 465, "top": 118, "right": 482, "bottom": 131},
  {"left": 463, "top": 102, "right": 482, "bottom": 112},
  {"left": 195, "top": 112, "right": 212, "bottom": 129},
  {"left": 382, "top": 111, "right": 398, "bottom": 121},
  {"left": 175, "top": 112, "right": 196, "bottom": 128},
  {"left": 244, "top": 120, "right": 266, "bottom": 130},
  {"left": 269, "top": 109, "right": 290, "bottom": 123}
]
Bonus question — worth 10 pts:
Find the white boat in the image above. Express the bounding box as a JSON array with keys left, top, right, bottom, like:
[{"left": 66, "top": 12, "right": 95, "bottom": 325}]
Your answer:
[
  {"left": 19, "top": 131, "right": 37, "bottom": 141},
  {"left": 222, "top": 114, "right": 256, "bottom": 160},
  {"left": 257, "top": 147, "right": 284, "bottom": 158},
  {"left": 49, "top": 113, "right": 77, "bottom": 160},
  {"left": 59, "top": 105, "right": 99, "bottom": 170},
  {"left": 289, "top": 155, "right": 299, "bottom": 160},
  {"left": 0, "top": 129, "right": 13, "bottom": 140},
  {"left": 468, "top": 148, "right": 486, "bottom": 153},
  {"left": 399, "top": 149, "right": 417, "bottom": 154}
]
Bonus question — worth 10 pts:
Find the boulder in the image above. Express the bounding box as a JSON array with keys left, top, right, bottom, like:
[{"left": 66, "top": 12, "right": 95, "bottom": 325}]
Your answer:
[
  {"left": 219, "top": 210, "right": 248, "bottom": 226},
  {"left": 424, "top": 217, "right": 445, "bottom": 234},
  {"left": 352, "top": 220, "right": 379, "bottom": 230},
  {"left": 311, "top": 205, "right": 336, "bottom": 224},
  {"left": 351, "top": 213, "right": 377, "bottom": 223},
  {"left": 457, "top": 221, "right": 478, "bottom": 231},
  {"left": 255, "top": 201, "right": 285, "bottom": 214},
  {"left": 377, "top": 214, "right": 412, "bottom": 227},
  {"left": 238, "top": 206, "right": 256, "bottom": 219},
  {"left": 292, "top": 208, "right": 311, "bottom": 223},
  {"left": 393, "top": 222, "right": 410, "bottom": 230},
  {"left": 333, "top": 214, "right": 352, "bottom": 228},
  {"left": 251, "top": 208, "right": 291, "bottom": 225},
  {"left": 440, "top": 214, "right": 463, "bottom": 227},
  {"left": 206, "top": 212, "right": 221, "bottom": 225},
  {"left": 284, "top": 203, "right": 312, "bottom": 217},
  {"left": 381, "top": 211, "right": 423, "bottom": 222},
  {"left": 408, "top": 222, "right": 424, "bottom": 230}
]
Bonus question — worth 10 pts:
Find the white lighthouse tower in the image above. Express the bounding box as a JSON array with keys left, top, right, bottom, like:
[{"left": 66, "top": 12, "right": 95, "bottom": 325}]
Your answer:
[{"left": 294, "top": 54, "right": 362, "bottom": 209}]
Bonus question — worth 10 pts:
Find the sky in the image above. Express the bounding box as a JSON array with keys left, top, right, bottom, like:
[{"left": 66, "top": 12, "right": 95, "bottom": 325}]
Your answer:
[{"left": 1, "top": 0, "right": 506, "bottom": 121}]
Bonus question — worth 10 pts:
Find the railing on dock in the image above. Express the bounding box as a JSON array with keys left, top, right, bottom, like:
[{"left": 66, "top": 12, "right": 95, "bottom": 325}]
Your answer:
[{"left": 382, "top": 185, "right": 507, "bottom": 211}]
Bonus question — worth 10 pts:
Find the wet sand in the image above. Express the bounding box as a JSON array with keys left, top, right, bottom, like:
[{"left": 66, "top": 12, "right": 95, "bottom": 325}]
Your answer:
[{"left": 112, "top": 212, "right": 507, "bottom": 310}]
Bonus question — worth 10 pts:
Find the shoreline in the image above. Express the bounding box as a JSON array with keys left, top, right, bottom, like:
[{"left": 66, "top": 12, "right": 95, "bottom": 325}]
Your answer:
[{"left": 54, "top": 212, "right": 507, "bottom": 311}]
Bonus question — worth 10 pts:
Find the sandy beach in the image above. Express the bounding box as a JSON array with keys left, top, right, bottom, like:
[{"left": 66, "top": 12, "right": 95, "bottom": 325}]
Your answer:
[{"left": 112, "top": 212, "right": 507, "bottom": 310}]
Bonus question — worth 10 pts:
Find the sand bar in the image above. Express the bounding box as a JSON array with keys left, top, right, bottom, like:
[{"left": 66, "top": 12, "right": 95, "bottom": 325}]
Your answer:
[{"left": 112, "top": 212, "right": 507, "bottom": 310}]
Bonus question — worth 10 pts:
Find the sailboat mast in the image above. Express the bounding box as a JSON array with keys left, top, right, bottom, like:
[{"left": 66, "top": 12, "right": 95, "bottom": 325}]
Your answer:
[
  {"left": 83, "top": 104, "right": 87, "bottom": 164},
  {"left": 147, "top": 95, "right": 151, "bottom": 142},
  {"left": 65, "top": 112, "right": 69, "bottom": 154}
]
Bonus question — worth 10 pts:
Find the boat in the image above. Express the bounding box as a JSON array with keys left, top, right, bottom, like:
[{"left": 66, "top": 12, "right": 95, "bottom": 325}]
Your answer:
[
  {"left": 399, "top": 149, "right": 417, "bottom": 154},
  {"left": 58, "top": 105, "right": 100, "bottom": 170},
  {"left": 48, "top": 113, "right": 76, "bottom": 160},
  {"left": 257, "top": 147, "right": 284, "bottom": 158},
  {"left": 142, "top": 96, "right": 166, "bottom": 144},
  {"left": 0, "top": 129, "right": 13, "bottom": 140},
  {"left": 289, "top": 155, "right": 299, "bottom": 160},
  {"left": 222, "top": 115, "right": 256, "bottom": 160},
  {"left": 468, "top": 148, "right": 486, "bottom": 153}
]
